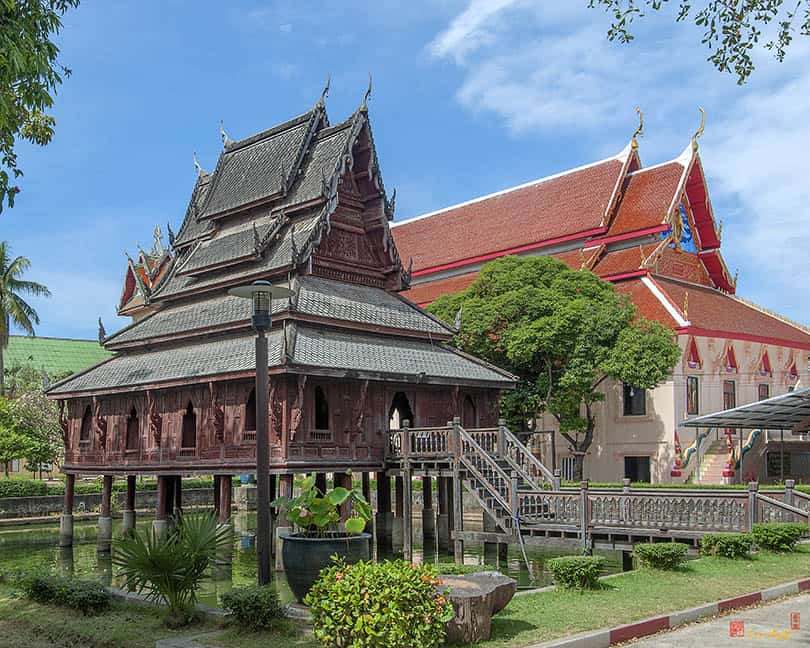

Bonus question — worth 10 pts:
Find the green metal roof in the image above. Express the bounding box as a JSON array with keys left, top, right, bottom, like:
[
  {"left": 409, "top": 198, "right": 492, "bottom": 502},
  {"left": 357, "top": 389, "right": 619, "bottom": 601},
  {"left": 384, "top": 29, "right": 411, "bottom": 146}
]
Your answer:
[{"left": 3, "top": 336, "right": 113, "bottom": 377}]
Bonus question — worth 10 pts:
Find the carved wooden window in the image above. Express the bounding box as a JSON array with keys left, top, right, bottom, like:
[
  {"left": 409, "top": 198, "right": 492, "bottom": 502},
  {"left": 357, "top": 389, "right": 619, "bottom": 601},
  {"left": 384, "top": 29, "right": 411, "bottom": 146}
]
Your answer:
[
  {"left": 389, "top": 392, "right": 414, "bottom": 429},
  {"left": 79, "top": 405, "right": 92, "bottom": 444},
  {"left": 125, "top": 407, "right": 139, "bottom": 451},
  {"left": 686, "top": 376, "right": 699, "bottom": 416},
  {"left": 181, "top": 402, "right": 197, "bottom": 449},
  {"left": 462, "top": 395, "right": 477, "bottom": 428},
  {"left": 244, "top": 389, "right": 257, "bottom": 442},
  {"left": 314, "top": 386, "right": 329, "bottom": 431}
]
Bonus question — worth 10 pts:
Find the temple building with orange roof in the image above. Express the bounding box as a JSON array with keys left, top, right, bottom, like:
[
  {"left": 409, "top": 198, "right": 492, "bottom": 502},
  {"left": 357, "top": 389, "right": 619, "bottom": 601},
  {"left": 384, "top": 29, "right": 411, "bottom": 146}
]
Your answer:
[{"left": 392, "top": 112, "right": 810, "bottom": 485}]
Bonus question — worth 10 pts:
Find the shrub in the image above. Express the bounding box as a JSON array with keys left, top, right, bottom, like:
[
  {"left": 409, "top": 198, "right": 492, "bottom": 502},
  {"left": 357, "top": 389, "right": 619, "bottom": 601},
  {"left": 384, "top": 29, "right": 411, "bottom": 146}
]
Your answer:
[
  {"left": 221, "top": 586, "right": 284, "bottom": 631},
  {"left": 435, "top": 562, "right": 497, "bottom": 575},
  {"left": 700, "top": 533, "right": 754, "bottom": 559},
  {"left": 16, "top": 572, "right": 110, "bottom": 615},
  {"left": 547, "top": 555, "right": 605, "bottom": 590},
  {"left": 752, "top": 522, "right": 807, "bottom": 552},
  {"left": 0, "top": 478, "right": 48, "bottom": 498},
  {"left": 305, "top": 559, "right": 454, "bottom": 647},
  {"left": 633, "top": 542, "right": 689, "bottom": 570}
]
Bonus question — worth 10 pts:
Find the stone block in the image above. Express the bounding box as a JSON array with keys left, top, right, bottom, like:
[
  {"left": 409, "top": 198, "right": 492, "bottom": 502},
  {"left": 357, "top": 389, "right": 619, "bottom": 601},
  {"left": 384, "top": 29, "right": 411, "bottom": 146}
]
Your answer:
[{"left": 440, "top": 571, "right": 517, "bottom": 644}]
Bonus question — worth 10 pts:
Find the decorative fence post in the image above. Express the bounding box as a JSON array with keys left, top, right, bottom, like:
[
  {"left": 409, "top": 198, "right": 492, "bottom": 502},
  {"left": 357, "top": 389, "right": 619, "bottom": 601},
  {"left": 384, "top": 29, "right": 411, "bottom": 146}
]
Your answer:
[
  {"left": 497, "top": 418, "right": 507, "bottom": 459},
  {"left": 510, "top": 471, "right": 519, "bottom": 536},
  {"left": 401, "top": 420, "right": 412, "bottom": 562},
  {"left": 580, "top": 480, "right": 590, "bottom": 552},
  {"left": 622, "top": 478, "right": 631, "bottom": 494},
  {"left": 553, "top": 468, "right": 561, "bottom": 492},
  {"left": 747, "top": 482, "right": 759, "bottom": 531},
  {"left": 785, "top": 479, "right": 796, "bottom": 522},
  {"left": 452, "top": 416, "right": 464, "bottom": 563}
]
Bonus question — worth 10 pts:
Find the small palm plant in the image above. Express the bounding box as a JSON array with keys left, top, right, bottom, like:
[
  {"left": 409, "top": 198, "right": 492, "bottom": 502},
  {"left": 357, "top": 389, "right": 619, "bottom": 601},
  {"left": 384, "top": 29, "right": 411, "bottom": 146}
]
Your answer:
[{"left": 113, "top": 511, "right": 231, "bottom": 626}]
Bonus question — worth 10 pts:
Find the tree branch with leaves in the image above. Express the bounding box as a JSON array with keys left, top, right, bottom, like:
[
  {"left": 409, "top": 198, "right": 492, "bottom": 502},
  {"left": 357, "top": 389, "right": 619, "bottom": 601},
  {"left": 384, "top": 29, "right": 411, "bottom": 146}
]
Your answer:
[{"left": 588, "top": 0, "right": 810, "bottom": 83}]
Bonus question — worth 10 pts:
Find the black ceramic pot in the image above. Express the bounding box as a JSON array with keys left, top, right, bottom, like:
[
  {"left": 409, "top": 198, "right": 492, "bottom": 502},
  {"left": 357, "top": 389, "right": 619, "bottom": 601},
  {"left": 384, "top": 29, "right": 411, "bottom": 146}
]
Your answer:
[{"left": 281, "top": 532, "right": 371, "bottom": 602}]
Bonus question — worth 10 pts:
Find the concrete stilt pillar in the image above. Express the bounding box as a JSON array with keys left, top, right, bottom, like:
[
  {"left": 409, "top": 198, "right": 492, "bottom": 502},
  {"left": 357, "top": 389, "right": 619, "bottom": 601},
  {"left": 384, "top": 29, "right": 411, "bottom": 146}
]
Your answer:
[
  {"left": 60, "top": 473, "right": 75, "bottom": 548},
  {"left": 218, "top": 475, "right": 232, "bottom": 524},
  {"left": 375, "top": 472, "right": 393, "bottom": 547},
  {"left": 452, "top": 469, "right": 464, "bottom": 564},
  {"left": 275, "top": 474, "right": 293, "bottom": 571},
  {"left": 422, "top": 476, "right": 436, "bottom": 542},
  {"left": 403, "top": 470, "right": 413, "bottom": 562},
  {"left": 483, "top": 512, "right": 507, "bottom": 561},
  {"left": 122, "top": 475, "right": 136, "bottom": 533},
  {"left": 97, "top": 475, "right": 113, "bottom": 552},
  {"left": 437, "top": 476, "right": 450, "bottom": 551},
  {"left": 153, "top": 475, "right": 169, "bottom": 536}
]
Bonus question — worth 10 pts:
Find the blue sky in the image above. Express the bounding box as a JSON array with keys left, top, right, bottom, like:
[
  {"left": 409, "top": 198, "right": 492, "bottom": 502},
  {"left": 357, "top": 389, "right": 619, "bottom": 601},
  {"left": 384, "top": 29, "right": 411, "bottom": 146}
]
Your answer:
[{"left": 3, "top": 1, "right": 809, "bottom": 339}]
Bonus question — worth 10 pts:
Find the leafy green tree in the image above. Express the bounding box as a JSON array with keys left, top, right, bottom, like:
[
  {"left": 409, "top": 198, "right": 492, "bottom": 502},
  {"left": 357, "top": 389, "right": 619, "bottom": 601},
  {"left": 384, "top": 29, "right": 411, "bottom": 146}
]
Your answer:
[
  {"left": 429, "top": 256, "right": 681, "bottom": 480},
  {"left": 0, "top": 241, "right": 51, "bottom": 395},
  {"left": 0, "top": 0, "right": 80, "bottom": 212},
  {"left": 0, "top": 397, "right": 33, "bottom": 476},
  {"left": 13, "top": 388, "right": 61, "bottom": 474},
  {"left": 588, "top": 0, "right": 810, "bottom": 84}
]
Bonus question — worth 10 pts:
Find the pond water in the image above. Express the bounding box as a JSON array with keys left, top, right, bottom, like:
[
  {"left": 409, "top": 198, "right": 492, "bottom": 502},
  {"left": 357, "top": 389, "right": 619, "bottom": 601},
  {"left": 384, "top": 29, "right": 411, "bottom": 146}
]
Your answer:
[{"left": 0, "top": 513, "right": 621, "bottom": 606}]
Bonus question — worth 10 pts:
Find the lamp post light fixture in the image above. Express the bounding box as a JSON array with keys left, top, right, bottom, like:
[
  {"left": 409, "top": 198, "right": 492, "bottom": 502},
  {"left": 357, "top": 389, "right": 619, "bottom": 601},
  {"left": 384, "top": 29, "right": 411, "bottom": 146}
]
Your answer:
[{"left": 228, "top": 280, "right": 293, "bottom": 585}]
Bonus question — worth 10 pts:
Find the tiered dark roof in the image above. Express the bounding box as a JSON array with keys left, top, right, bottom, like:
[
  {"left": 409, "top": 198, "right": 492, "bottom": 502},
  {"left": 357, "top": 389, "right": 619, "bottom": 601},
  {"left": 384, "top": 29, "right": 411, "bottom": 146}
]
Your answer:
[{"left": 51, "top": 91, "right": 514, "bottom": 397}]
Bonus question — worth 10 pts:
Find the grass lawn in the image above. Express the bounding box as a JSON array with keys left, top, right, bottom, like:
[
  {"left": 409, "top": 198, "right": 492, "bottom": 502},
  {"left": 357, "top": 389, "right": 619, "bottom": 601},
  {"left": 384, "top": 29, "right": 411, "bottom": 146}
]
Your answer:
[{"left": 478, "top": 545, "right": 810, "bottom": 647}]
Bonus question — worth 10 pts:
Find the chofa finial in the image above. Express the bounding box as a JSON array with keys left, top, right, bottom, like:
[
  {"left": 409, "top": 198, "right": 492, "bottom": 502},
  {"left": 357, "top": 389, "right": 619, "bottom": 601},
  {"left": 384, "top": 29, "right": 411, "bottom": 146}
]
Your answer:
[
  {"left": 97, "top": 317, "right": 106, "bottom": 345},
  {"left": 361, "top": 73, "right": 372, "bottom": 110},
  {"left": 733, "top": 269, "right": 739, "bottom": 288},
  {"left": 219, "top": 120, "right": 233, "bottom": 147},
  {"left": 318, "top": 75, "right": 331, "bottom": 107},
  {"left": 631, "top": 106, "right": 643, "bottom": 149},
  {"left": 691, "top": 107, "right": 706, "bottom": 153},
  {"left": 193, "top": 151, "right": 205, "bottom": 176}
]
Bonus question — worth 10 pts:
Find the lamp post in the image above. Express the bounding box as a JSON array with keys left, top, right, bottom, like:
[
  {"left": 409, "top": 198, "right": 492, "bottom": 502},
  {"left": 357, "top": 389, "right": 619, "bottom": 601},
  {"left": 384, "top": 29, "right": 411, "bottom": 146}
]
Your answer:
[{"left": 228, "top": 280, "right": 293, "bottom": 585}]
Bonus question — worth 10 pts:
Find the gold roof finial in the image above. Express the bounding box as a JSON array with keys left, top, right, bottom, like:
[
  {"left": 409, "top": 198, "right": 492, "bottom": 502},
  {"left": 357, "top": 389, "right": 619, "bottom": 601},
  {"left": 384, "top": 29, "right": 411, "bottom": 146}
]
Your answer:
[
  {"left": 691, "top": 107, "right": 706, "bottom": 153},
  {"left": 631, "top": 106, "right": 643, "bottom": 150},
  {"left": 683, "top": 291, "right": 689, "bottom": 319},
  {"left": 733, "top": 269, "right": 739, "bottom": 288},
  {"left": 717, "top": 219, "right": 723, "bottom": 242},
  {"left": 578, "top": 248, "right": 586, "bottom": 269}
]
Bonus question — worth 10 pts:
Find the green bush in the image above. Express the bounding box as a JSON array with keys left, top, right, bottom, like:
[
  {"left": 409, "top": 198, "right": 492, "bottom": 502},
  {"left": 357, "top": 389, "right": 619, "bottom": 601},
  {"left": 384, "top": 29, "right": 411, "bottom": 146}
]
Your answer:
[
  {"left": 16, "top": 572, "right": 110, "bottom": 615},
  {"left": 0, "top": 478, "right": 48, "bottom": 498},
  {"left": 435, "top": 563, "right": 497, "bottom": 575},
  {"left": 752, "top": 522, "right": 807, "bottom": 552},
  {"left": 305, "top": 559, "right": 454, "bottom": 647},
  {"left": 547, "top": 556, "right": 605, "bottom": 590},
  {"left": 700, "top": 533, "right": 754, "bottom": 559},
  {"left": 221, "top": 585, "right": 284, "bottom": 631},
  {"left": 633, "top": 542, "right": 689, "bottom": 570}
]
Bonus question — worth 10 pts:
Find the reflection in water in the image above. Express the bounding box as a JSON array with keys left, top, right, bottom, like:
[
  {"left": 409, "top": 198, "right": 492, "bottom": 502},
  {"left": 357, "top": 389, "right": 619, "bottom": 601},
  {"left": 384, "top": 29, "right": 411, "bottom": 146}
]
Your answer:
[{"left": 0, "top": 512, "right": 621, "bottom": 607}]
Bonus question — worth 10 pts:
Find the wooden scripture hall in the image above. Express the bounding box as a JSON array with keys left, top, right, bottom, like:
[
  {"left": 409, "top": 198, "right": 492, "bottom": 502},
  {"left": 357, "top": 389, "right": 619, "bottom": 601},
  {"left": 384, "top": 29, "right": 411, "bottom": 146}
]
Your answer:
[{"left": 47, "top": 82, "right": 515, "bottom": 556}]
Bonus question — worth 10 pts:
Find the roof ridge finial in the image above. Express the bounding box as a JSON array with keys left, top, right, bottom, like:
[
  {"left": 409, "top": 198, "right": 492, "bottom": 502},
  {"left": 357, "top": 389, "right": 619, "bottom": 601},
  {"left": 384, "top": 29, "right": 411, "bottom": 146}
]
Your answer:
[
  {"left": 691, "top": 107, "right": 706, "bottom": 153},
  {"left": 219, "top": 120, "right": 233, "bottom": 147},
  {"left": 192, "top": 151, "right": 205, "bottom": 176},
  {"left": 317, "top": 75, "right": 331, "bottom": 108},
  {"left": 97, "top": 317, "right": 106, "bottom": 345},
  {"left": 166, "top": 222, "right": 175, "bottom": 247},
  {"left": 361, "top": 73, "right": 372, "bottom": 111},
  {"left": 733, "top": 268, "right": 739, "bottom": 289},
  {"left": 631, "top": 106, "right": 643, "bottom": 150},
  {"left": 639, "top": 244, "right": 646, "bottom": 267}
]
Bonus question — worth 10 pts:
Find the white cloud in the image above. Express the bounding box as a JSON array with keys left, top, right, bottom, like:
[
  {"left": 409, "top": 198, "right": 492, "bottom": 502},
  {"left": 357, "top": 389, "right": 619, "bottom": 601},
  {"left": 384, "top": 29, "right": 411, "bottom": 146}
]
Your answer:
[{"left": 429, "top": 0, "right": 526, "bottom": 62}]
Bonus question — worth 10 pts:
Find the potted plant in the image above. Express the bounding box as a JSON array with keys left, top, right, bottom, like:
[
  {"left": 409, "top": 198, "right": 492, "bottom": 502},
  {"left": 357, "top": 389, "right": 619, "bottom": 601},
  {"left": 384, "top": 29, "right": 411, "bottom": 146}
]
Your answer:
[{"left": 273, "top": 471, "right": 372, "bottom": 602}]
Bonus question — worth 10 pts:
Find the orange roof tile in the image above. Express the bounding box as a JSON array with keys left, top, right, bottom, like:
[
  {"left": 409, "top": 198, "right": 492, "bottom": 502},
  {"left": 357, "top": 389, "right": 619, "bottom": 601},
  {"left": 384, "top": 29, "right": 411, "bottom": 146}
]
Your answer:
[
  {"left": 608, "top": 163, "right": 684, "bottom": 236},
  {"left": 403, "top": 272, "right": 479, "bottom": 306},
  {"left": 393, "top": 157, "right": 628, "bottom": 273}
]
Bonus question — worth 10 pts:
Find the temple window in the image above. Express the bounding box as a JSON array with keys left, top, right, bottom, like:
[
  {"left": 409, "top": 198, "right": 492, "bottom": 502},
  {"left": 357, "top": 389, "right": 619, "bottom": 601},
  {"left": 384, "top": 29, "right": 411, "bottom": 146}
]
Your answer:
[
  {"left": 245, "top": 388, "right": 257, "bottom": 433},
  {"left": 181, "top": 402, "right": 197, "bottom": 448},
  {"left": 79, "top": 405, "right": 92, "bottom": 444},
  {"left": 686, "top": 376, "right": 699, "bottom": 415},
  {"left": 723, "top": 380, "right": 736, "bottom": 409},
  {"left": 314, "top": 386, "right": 329, "bottom": 431},
  {"left": 125, "top": 406, "right": 139, "bottom": 450},
  {"left": 462, "top": 395, "right": 477, "bottom": 428},
  {"left": 389, "top": 392, "right": 414, "bottom": 429},
  {"left": 758, "top": 383, "right": 770, "bottom": 401},
  {"left": 623, "top": 384, "right": 646, "bottom": 416}
]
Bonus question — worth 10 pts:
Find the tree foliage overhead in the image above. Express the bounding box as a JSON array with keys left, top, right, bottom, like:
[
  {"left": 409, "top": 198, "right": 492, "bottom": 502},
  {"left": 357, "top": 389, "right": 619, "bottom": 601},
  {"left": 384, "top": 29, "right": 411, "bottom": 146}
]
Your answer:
[
  {"left": 428, "top": 256, "right": 681, "bottom": 479},
  {"left": 0, "top": 0, "right": 80, "bottom": 212},
  {"left": 588, "top": 0, "right": 810, "bottom": 83}
]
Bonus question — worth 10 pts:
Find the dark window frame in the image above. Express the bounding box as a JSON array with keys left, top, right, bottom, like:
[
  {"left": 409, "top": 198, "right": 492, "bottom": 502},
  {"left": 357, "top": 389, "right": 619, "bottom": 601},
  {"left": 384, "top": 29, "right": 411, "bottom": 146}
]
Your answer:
[
  {"left": 181, "top": 402, "right": 197, "bottom": 449},
  {"left": 623, "top": 383, "right": 646, "bottom": 416},
  {"left": 314, "top": 386, "right": 330, "bottom": 431},
  {"left": 125, "top": 406, "right": 139, "bottom": 451},
  {"left": 686, "top": 376, "right": 699, "bottom": 416},
  {"left": 757, "top": 383, "right": 770, "bottom": 401}
]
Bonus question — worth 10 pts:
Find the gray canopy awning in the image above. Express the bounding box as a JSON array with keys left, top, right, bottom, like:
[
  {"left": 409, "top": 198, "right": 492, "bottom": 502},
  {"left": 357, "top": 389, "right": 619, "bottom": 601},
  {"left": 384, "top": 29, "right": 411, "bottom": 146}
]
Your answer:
[{"left": 682, "top": 386, "right": 810, "bottom": 431}]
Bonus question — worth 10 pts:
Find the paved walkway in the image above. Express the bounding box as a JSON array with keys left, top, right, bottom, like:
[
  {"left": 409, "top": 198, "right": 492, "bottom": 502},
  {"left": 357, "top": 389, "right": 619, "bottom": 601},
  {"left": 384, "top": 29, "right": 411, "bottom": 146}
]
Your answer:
[{"left": 629, "top": 594, "right": 810, "bottom": 647}]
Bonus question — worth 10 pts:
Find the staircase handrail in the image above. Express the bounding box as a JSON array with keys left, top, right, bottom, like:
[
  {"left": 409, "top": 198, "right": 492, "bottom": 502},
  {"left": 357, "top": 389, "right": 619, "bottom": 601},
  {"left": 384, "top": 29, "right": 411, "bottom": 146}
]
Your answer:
[
  {"left": 456, "top": 422, "right": 516, "bottom": 515},
  {"left": 498, "top": 421, "right": 556, "bottom": 487},
  {"left": 756, "top": 492, "right": 810, "bottom": 521}
]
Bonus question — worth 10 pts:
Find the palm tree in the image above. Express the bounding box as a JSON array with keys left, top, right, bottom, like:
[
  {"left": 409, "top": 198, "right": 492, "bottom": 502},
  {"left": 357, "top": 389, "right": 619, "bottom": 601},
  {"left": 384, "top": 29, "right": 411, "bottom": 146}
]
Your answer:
[{"left": 0, "top": 242, "right": 51, "bottom": 395}]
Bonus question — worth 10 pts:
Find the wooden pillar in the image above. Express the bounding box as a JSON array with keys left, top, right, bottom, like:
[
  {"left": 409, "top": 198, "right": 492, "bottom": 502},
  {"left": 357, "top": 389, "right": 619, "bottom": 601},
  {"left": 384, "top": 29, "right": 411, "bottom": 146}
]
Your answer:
[
  {"left": 376, "top": 471, "right": 393, "bottom": 545},
  {"left": 452, "top": 469, "right": 464, "bottom": 563},
  {"left": 154, "top": 475, "right": 169, "bottom": 535},
  {"left": 218, "top": 475, "right": 232, "bottom": 524},
  {"left": 122, "top": 475, "right": 136, "bottom": 533},
  {"left": 98, "top": 475, "right": 113, "bottom": 552},
  {"left": 403, "top": 470, "right": 413, "bottom": 562},
  {"left": 174, "top": 476, "right": 183, "bottom": 516},
  {"left": 165, "top": 476, "right": 176, "bottom": 520},
  {"left": 275, "top": 474, "right": 294, "bottom": 571},
  {"left": 361, "top": 472, "right": 371, "bottom": 502},
  {"left": 213, "top": 475, "right": 221, "bottom": 517},
  {"left": 59, "top": 473, "right": 75, "bottom": 547},
  {"left": 437, "top": 476, "right": 450, "bottom": 551},
  {"left": 422, "top": 476, "right": 435, "bottom": 541},
  {"left": 393, "top": 475, "right": 404, "bottom": 549},
  {"left": 315, "top": 472, "right": 327, "bottom": 494}
]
